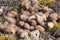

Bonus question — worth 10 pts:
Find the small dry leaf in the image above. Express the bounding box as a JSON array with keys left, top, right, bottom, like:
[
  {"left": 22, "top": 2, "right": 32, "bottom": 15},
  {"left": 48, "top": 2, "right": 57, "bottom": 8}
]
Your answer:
[
  {"left": 10, "top": 27, "right": 16, "bottom": 34},
  {"left": 19, "top": 21, "right": 25, "bottom": 26},
  {"left": 30, "top": 20, "right": 37, "bottom": 26},
  {"left": 35, "top": 25, "right": 45, "bottom": 32},
  {"left": 36, "top": 14, "right": 45, "bottom": 26},
  {"left": 50, "top": 13, "right": 58, "bottom": 21},
  {"left": 4, "top": 16, "right": 16, "bottom": 24},
  {"left": 20, "top": 31, "right": 28, "bottom": 38},
  {"left": 20, "top": 15, "right": 28, "bottom": 21},
  {"left": 24, "top": 23, "right": 31, "bottom": 29}
]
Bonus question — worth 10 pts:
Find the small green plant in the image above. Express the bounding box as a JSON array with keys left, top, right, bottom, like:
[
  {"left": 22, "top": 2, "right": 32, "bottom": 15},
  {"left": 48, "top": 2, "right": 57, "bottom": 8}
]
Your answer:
[
  {"left": 24, "top": 36, "right": 31, "bottom": 40},
  {"left": 38, "top": 0, "right": 55, "bottom": 6},
  {"left": 0, "top": 35, "right": 16, "bottom": 40},
  {"left": 12, "top": 6, "right": 19, "bottom": 12},
  {"left": 46, "top": 22, "right": 60, "bottom": 32},
  {"left": 52, "top": 22, "right": 60, "bottom": 31}
]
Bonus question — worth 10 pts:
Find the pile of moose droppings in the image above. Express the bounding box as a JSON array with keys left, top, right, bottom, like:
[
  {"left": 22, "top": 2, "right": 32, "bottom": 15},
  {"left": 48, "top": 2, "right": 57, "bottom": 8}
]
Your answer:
[{"left": 0, "top": 0, "right": 60, "bottom": 40}]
